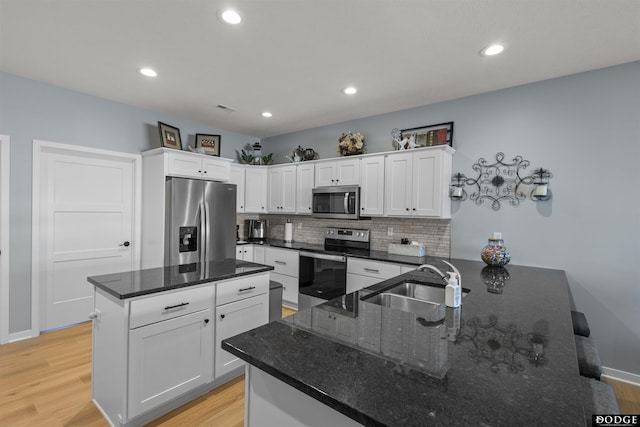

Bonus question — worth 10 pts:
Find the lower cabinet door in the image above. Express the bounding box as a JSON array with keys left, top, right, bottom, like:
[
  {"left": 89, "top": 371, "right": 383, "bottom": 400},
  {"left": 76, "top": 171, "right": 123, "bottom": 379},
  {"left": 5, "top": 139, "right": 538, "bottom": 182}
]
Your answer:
[
  {"left": 128, "top": 309, "right": 213, "bottom": 418},
  {"left": 215, "top": 295, "right": 268, "bottom": 378},
  {"left": 271, "top": 272, "right": 298, "bottom": 308}
]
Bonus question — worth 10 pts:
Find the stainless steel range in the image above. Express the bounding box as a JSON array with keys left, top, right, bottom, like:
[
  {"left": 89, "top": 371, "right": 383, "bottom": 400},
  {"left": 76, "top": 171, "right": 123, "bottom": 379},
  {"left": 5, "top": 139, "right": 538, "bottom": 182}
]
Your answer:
[{"left": 298, "top": 227, "right": 370, "bottom": 309}]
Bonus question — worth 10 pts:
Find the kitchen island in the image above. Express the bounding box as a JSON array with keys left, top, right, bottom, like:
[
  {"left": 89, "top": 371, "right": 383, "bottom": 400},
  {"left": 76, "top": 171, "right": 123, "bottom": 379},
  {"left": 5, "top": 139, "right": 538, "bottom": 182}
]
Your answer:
[
  {"left": 223, "top": 258, "right": 586, "bottom": 426},
  {"left": 87, "top": 259, "right": 274, "bottom": 427}
]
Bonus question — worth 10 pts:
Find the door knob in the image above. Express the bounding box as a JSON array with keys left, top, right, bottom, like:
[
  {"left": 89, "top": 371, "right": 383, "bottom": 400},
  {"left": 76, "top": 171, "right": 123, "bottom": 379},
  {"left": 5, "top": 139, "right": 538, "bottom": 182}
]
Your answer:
[{"left": 119, "top": 241, "right": 130, "bottom": 247}]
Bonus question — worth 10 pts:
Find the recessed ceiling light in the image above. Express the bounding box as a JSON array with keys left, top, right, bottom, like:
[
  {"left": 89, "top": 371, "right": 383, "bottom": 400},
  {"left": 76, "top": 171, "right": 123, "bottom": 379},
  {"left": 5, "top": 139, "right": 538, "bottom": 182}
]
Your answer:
[
  {"left": 342, "top": 86, "right": 357, "bottom": 95},
  {"left": 481, "top": 44, "right": 505, "bottom": 56},
  {"left": 219, "top": 8, "right": 242, "bottom": 24},
  {"left": 261, "top": 111, "right": 272, "bottom": 118},
  {"left": 138, "top": 67, "right": 157, "bottom": 77}
]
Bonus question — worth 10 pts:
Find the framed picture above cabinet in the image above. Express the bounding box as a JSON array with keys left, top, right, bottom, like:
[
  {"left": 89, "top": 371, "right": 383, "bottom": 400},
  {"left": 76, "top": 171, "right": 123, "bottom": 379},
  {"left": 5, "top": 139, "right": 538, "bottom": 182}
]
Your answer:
[
  {"left": 195, "top": 134, "right": 221, "bottom": 156},
  {"left": 401, "top": 121, "right": 453, "bottom": 148},
  {"left": 158, "top": 121, "right": 182, "bottom": 150}
]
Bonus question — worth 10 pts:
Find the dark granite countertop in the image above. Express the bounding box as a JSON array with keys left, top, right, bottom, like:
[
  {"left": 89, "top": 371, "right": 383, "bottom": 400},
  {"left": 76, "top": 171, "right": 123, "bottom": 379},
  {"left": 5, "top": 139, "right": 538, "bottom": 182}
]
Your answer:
[
  {"left": 223, "top": 259, "right": 585, "bottom": 426},
  {"left": 87, "top": 259, "right": 274, "bottom": 299},
  {"left": 240, "top": 239, "right": 440, "bottom": 266}
]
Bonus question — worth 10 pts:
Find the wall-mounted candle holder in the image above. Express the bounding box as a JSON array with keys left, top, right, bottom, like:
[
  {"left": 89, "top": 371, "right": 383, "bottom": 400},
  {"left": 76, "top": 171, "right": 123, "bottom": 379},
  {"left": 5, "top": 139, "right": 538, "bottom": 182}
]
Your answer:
[{"left": 450, "top": 152, "right": 553, "bottom": 210}]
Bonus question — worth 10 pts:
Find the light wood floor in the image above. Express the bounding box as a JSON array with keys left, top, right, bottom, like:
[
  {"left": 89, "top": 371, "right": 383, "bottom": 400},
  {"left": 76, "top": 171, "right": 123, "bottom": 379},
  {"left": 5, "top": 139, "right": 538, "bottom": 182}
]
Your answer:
[{"left": 1, "top": 306, "right": 637, "bottom": 426}]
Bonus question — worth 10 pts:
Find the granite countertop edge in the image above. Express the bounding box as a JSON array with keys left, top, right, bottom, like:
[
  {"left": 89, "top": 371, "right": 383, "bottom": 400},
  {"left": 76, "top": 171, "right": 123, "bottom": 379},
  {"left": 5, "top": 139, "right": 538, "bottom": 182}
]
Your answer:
[
  {"left": 89, "top": 264, "right": 274, "bottom": 300},
  {"left": 222, "top": 331, "right": 383, "bottom": 427}
]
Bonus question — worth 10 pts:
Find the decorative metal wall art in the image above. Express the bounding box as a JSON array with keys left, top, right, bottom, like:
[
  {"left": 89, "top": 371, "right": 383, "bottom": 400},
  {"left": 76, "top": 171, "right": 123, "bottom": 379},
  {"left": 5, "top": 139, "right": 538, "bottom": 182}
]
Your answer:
[{"left": 450, "top": 152, "right": 553, "bottom": 210}]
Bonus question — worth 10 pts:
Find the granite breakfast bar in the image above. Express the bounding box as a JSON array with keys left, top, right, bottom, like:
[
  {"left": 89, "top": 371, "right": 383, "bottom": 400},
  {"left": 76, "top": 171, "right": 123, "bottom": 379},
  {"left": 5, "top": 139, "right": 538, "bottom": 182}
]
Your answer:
[{"left": 223, "top": 258, "right": 586, "bottom": 426}]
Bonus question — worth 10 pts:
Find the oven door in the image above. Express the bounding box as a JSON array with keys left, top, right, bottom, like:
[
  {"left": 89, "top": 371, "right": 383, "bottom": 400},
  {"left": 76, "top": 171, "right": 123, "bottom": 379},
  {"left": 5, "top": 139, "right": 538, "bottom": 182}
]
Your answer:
[{"left": 298, "top": 251, "right": 346, "bottom": 309}]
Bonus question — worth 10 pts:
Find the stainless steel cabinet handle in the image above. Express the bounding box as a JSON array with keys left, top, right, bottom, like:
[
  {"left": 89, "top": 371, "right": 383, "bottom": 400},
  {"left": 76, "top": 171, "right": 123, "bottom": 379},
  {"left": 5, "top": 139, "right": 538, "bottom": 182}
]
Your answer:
[
  {"left": 275, "top": 260, "right": 287, "bottom": 265},
  {"left": 238, "top": 286, "right": 256, "bottom": 293},
  {"left": 364, "top": 268, "right": 380, "bottom": 273},
  {"left": 164, "top": 302, "right": 189, "bottom": 310}
]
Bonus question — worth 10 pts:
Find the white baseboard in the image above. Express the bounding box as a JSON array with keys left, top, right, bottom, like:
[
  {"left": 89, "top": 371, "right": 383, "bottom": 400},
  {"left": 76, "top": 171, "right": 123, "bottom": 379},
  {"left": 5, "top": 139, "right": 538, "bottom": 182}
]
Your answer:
[
  {"left": 9, "top": 330, "right": 33, "bottom": 343},
  {"left": 602, "top": 366, "right": 640, "bottom": 386}
]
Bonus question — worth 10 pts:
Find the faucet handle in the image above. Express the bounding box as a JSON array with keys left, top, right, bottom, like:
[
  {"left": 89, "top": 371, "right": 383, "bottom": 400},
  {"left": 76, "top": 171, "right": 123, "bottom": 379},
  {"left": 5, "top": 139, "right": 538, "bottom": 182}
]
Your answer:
[{"left": 442, "top": 260, "right": 461, "bottom": 283}]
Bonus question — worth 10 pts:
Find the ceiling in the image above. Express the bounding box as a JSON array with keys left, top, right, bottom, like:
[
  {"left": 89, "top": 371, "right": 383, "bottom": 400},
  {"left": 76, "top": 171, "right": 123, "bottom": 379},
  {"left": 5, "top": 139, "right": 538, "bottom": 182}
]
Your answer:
[{"left": 1, "top": 1, "right": 639, "bottom": 138}]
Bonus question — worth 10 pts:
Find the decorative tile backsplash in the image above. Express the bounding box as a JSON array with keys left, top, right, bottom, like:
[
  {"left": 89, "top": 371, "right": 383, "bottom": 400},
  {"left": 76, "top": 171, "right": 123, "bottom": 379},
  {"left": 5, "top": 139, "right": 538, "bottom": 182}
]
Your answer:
[{"left": 238, "top": 214, "right": 450, "bottom": 258}]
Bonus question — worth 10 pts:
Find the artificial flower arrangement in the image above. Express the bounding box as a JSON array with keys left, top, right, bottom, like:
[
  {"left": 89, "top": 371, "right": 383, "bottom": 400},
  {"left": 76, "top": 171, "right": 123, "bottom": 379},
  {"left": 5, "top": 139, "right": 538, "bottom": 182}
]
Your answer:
[{"left": 338, "top": 132, "right": 365, "bottom": 156}]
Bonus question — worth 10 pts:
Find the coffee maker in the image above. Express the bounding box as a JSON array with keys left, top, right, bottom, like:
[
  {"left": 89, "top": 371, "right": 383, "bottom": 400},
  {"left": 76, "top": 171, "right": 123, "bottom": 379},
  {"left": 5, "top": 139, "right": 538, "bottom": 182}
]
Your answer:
[{"left": 247, "top": 219, "right": 268, "bottom": 242}]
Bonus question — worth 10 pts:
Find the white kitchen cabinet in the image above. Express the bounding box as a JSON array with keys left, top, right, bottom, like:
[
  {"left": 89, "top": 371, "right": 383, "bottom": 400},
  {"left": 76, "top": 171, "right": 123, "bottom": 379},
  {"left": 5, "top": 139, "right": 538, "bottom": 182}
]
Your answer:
[
  {"left": 359, "top": 155, "right": 385, "bottom": 216},
  {"left": 384, "top": 147, "right": 452, "bottom": 218},
  {"left": 165, "top": 149, "right": 231, "bottom": 181},
  {"left": 346, "top": 257, "right": 415, "bottom": 293},
  {"left": 314, "top": 158, "right": 360, "bottom": 187},
  {"left": 244, "top": 167, "right": 269, "bottom": 213},
  {"left": 253, "top": 245, "right": 266, "bottom": 264},
  {"left": 265, "top": 247, "right": 299, "bottom": 309},
  {"left": 215, "top": 275, "right": 269, "bottom": 378},
  {"left": 128, "top": 308, "right": 213, "bottom": 417},
  {"left": 267, "top": 165, "right": 296, "bottom": 213},
  {"left": 236, "top": 244, "right": 254, "bottom": 260},
  {"left": 91, "top": 272, "right": 270, "bottom": 426},
  {"left": 229, "top": 164, "right": 246, "bottom": 212},
  {"left": 295, "top": 163, "right": 315, "bottom": 214}
]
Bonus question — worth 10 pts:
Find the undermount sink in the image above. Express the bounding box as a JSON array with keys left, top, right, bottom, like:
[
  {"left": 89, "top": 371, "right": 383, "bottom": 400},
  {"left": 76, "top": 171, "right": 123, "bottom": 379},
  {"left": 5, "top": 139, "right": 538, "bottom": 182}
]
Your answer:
[
  {"left": 366, "top": 292, "right": 441, "bottom": 314},
  {"left": 362, "top": 280, "right": 469, "bottom": 316}
]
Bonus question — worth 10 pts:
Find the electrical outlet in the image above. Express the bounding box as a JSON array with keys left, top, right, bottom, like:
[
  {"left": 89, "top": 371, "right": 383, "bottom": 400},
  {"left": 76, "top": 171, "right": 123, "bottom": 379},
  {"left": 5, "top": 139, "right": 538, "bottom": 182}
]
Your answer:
[{"left": 387, "top": 226, "right": 393, "bottom": 237}]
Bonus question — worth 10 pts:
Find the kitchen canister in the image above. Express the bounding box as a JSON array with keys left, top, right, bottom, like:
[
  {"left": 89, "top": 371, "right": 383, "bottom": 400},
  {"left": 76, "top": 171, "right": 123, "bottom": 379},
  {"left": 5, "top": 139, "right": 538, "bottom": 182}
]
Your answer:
[{"left": 481, "top": 232, "right": 511, "bottom": 267}]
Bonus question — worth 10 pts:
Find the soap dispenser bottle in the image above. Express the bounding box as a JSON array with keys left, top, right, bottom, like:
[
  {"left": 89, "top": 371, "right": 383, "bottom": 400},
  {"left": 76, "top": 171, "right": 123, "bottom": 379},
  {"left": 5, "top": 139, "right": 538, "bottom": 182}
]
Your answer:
[{"left": 445, "top": 272, "right": 461, "bottom": 308}]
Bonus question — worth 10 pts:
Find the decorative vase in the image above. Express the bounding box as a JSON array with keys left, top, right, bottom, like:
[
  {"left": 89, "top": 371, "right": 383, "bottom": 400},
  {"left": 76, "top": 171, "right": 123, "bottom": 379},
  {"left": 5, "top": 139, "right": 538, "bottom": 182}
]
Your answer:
[{"left": 481, "top": 235, "right": 511, "bottom": 267}]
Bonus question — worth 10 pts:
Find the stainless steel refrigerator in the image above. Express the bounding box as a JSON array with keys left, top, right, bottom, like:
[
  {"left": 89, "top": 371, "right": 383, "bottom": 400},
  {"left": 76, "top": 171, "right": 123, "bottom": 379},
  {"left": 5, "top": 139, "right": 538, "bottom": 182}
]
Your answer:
[{"left": 165, "top": 177, "right": 237, "bottom": 266}]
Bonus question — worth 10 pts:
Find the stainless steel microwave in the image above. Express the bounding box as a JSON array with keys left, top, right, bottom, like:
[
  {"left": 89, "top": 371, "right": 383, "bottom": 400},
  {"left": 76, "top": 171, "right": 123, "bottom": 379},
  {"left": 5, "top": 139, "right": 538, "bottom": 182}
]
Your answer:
[{"left": 312, "top": 186, "right": 360, "bottom": 219}]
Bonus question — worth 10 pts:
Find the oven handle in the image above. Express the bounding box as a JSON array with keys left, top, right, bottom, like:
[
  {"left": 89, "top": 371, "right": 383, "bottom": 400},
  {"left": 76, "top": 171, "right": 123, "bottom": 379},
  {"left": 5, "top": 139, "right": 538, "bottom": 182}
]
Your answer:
[{"left": 299, "top": 251, "right": 346, "bottom": 263}]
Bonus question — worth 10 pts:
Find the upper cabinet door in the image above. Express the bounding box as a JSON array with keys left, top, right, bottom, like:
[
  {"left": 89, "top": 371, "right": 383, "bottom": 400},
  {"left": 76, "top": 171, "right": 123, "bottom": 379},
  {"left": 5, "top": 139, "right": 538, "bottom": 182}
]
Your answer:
[
  {"left": 384, "top": 153, "right": 413, "bottom": 216},
  {"left": 229, "top": 164, "right": 245, "bottom": 212},
  {"left": 335, "top": 158, "right": 360, "bottom": 186},
  {"left": 267, "top": 165, "right": 296, "bottom": 213},
  {"left": 281, "top": 165, "right": 296, "bottom": 212},
  {"left": 166, "top": 151, "right": 203, "bottom": 179},
  {"left": 412, "top": 151, "right": 440, "bottom": 217},
  {"left": 244, "top": 167, "right": 268, "bottom": 213},
  {"left": 267, "top": 167, "right": 283, "bottom": 212},
  {"left": 201, "top": 156, "right": 230, "bottom": 181},
  {"left": 360, "top": 155, "right": 385, "bottom": 216},
  {"left": 314, "top": 162, "right": 336, "bottom": 187},
  {"left": 296, "top": 163, "right": 315, "bottom": 214},
  {"left": 166, "top": 150, "right": 230, "bottom": 181},
  {"left": 314, "top": 159, "right": 360, "bottom": 186}
]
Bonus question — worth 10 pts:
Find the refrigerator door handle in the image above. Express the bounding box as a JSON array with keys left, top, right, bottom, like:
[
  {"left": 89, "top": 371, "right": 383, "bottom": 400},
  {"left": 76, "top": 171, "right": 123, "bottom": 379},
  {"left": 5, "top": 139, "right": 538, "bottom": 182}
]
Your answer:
[
  {"left": 204, "top": 201, "right": 211, "bottom": 262},
  {"left": 199, "top": 201, "right": 207, "bottom": 265}
]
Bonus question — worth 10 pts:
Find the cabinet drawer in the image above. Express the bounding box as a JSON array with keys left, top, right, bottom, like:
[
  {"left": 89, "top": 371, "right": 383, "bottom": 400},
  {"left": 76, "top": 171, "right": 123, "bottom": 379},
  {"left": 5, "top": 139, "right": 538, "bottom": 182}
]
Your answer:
[
  {"left": 129, "top": 286, "right": 213, "bottom": 329},
  {"left": 347, "top": 258, "right": 401, "bottom": 280},
  {"left": 265, "top": 247, "right": 299, "bottom": 277},
  {"left": 216, "top": 274, "right": 269, "bottom": 306}
]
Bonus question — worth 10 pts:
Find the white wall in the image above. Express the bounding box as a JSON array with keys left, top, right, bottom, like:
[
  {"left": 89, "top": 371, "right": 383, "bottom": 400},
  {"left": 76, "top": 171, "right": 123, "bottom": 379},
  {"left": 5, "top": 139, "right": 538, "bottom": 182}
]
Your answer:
[
  {"left": 0, "top": 71, "right": 258, "bottom": 335},
  {"left": 263, "top": 61, "right": 640, "bottom": 377}
]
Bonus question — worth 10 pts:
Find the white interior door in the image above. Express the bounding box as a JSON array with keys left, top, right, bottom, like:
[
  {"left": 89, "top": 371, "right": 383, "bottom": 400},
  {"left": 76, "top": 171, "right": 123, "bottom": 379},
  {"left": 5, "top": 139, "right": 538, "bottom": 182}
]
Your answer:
[{"left": 39, "top": 149, "right": 135, "bottom": 330}]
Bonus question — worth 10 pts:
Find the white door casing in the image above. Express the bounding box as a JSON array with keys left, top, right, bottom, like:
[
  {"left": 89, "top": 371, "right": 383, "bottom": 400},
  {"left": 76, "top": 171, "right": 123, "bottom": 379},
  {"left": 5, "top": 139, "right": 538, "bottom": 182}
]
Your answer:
[
  {"left": 0, "top": 135, "right": 10, "bottom": 344},
  {"left": 32, "top": 140, "right": 141, "bottom": 333}
]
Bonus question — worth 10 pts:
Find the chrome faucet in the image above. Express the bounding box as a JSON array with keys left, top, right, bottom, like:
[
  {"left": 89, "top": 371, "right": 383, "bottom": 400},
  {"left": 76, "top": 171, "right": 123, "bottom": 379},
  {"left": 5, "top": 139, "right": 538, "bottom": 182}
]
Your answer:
[{"left": 416, "top": 260, "right": 461, "bottom": 283}]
